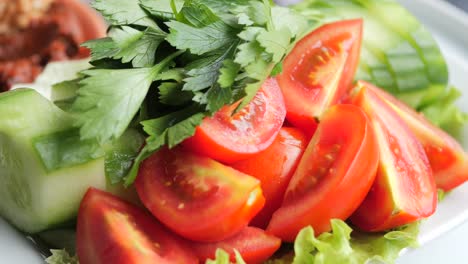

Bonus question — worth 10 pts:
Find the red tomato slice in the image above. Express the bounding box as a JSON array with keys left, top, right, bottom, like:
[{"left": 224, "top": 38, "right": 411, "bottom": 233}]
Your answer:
[
  {"left": 135, "top": 147, "right": 265, "bottom": 242},
  {"left": 231, "top": 127, "right": 307, "bottom": 228},
  {"left": 277, "top": 19, "right": 363, "bottom": 135},
  {"left": 76, "top": 188, "right": 198, "bottom": 264},
  {"left": 183, "top": 78, "right": 286, "bottom": 163},
  {"left": 266, "top": 104, "right": 379, "bottom": 242},
  {"left": 191, "top": 227, "right": 281, "bottom": 264},
  {"left": 350, "top": 84, "right": 437, "bottom": 231},
  {"left": 362, "top": 81, "right": 468, "bottom": 191}
]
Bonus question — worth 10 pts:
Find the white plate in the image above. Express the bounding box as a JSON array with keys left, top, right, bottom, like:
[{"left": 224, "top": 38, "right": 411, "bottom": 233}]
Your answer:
[{"left": 1, "top": 0, "right": 468, "bottom": 263}]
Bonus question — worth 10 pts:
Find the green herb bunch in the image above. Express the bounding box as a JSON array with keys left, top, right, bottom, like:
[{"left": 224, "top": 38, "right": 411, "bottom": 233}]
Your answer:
[{"left": 67, "top": 0, "right": 307, "bottom": 185}]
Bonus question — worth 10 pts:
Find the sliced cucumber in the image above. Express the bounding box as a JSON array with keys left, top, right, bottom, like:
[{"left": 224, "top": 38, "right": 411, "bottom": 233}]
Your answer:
[
  {"left": 0, "top": 89, "right": 138, "bottom": 233},
  {"left": 293, "top": 0, "right": 448, "bottom": 107}
]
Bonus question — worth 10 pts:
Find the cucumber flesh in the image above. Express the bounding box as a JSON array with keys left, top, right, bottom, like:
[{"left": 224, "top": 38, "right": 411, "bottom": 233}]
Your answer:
[{"left": 0, "top": 89, "right": 132, "bottom": 233}]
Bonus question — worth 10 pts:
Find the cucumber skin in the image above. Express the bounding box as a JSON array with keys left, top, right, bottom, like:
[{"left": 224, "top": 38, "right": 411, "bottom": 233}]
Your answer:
[{"left": 0, "top": 89, "right": 133, "bottom": 234}]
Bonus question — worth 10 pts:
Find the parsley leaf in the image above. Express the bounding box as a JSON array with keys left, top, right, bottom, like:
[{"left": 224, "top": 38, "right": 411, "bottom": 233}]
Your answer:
[
  {"left": 139, "top": 0, "right": 184, "bottom": 20},
  {"left": 71, "top": 51, "right": 182, "bottom": 143},
  {"left": 235, "top": 41, "right": 264, "bottom": 67},
  {"left": 92, "top": 0, "right": 155, "bottom": 27},
  {"left": 234, "top": 1, "right": 269, "bottom": 26},
  {"left": 218, "top": 59, "right": 241, "bottom": 88},
  {"left": 177, "top": 1, "right": 220, "bottom": 27},
  {"left": 142, "top": 105, "right": 205, "bottom": 150},
  {"left": 72, "top": 67, "right": 156, "bottom": 143},
  {"left": 45, "top": 249, "right": 78, "bottom": 264},
  {"left": 206, "top": 84, "right": 233, "bottom": 113},
  {"left": 258, "top": 28, "right": 292, "bottom": 63},
  {"left": 81, "top": 37, "right": 119, "bottom": 62},
  {"left": 111, "top": 26, "right": 167, "bottom": 67},
  {"left": 271, "top": 6, "right": 309, "bottom": 38},
  {"left": 105, "top": 129, "right": 145, "bottom": 184},
  {"left": 183, "top": 43, "right": 238, "bottom": 93},
  {"left": 159, "top": 82, "right": 193, "bottom": 106},
  {"left": 84, "top": 26, "right": 167, "bottom": 67},
  {"left": 166, "top": 20, "right": 238, "bottom": 55}
]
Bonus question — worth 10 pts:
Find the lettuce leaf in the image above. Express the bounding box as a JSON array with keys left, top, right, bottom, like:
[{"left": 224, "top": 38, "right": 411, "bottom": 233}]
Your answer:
[
  {"left": 267, "top": 220, "right": 419, "bottom": 264},
  {"left": 205, "top": 249, "right": 246, "bottom": 264},
  {"left": 45, "top": 249, "right": 79, "bottom": 264}
]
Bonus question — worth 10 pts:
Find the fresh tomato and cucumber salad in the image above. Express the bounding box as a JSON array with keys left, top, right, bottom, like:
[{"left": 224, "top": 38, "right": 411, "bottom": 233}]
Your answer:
[{"left": 0, "top": 0, "right": 467, "bottom": 264}]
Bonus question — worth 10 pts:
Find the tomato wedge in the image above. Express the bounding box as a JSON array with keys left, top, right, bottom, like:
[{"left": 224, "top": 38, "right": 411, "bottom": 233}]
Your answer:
[
  {"left": 231, "top": 127, "right": 307, "bottom": 228},
  {"left": 183, "top": 78, "right": 286, "bottom": 163},
  {"left": 191, "top": 227, "right": 281, "bottom": 264},
  {"left": 277, "top": 19, "right": 363, "bottom": 134},
  {"left": 135, "top": 147, "right": 265, "bottom": 242},
  {"left": 267, "top": 104, "right": 379, "bottom": 242},
  {"left": 362, "top": 81, "right": 468, "bottom": 191},
  {"left": 350, "top": 84, "right": 437, "bottom": 231},
  {"left": 76, "top": 188, "right": 198, "bottom": 264}
]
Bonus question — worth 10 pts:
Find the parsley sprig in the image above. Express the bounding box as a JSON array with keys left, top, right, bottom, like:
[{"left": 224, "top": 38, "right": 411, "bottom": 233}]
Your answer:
[{"left": 70, "top": 0, "right": 307, "bottom": 185}]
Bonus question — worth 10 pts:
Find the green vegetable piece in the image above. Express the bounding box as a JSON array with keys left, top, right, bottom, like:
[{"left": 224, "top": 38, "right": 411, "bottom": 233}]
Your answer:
[
  {"left": 139, "top": 0, "right": 184, "bottom": 20},
  {"left": 206, "top": 249, "right": 246, "bottom": 264},
  {"left": 184, "top": 44, "right": 238, "bottom": 94},
  {"left": 110, "top": 26, "right": 167, "bottom": 67},
  {"left": 158, "top": 82, "right": 193, "bottom": 106},
  {"left": 177, "top": 1, "right": 221, "bottom": 27},
  {"left": 71, "top": 67, "right": 156, "bottom": 143},
  {"left": 166, "top": 20, "right": 238, "bottom": 55},
  {"left": 271, "top": 6, "right": 308, "bottom": 38},
  {"left": 33, "top": 129, "right": 104, "bottom": 172},
  {"left": 71, "top": 52, "right": 181, "bottom": 144},
  {"left": 0, "top": 89, "right": 107, "bottom": 233},
  {"left": 81, "top": 37, "right": 119, "bottom": 62},
  {"left": 291, "top": 219, "right": 419, "bottom": 264},
  {"left": 218, "top": 59, "right": 241, "bottom": 89},
  {"left": 257, "top": 27, "right": 292, "bottom": 63},
  {"left": 105, "top": 129, "right": 145, "bottom": 185},
  {"left": 92, "top": 0, "right": 155, "bottom": 27},
  {"left": 142, "top": 105, "right": 205, "bottom": 150},
  {"left": 51, "top": 79, "right": 80, "bottom": 102},
  {"left": 45, "top": 249, "right": 78, "bottom": 264}
]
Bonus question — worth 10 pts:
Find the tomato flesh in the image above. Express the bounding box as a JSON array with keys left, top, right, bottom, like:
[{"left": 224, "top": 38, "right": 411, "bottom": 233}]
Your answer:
[
  {"left": 231, "top": 127, "right": 307, "bottom": 228},
  {"left": 267, "top": 104, "right": 379, "bottom": 242},
  {"left": 76, "top": 188, "right": 198, "bottom": 264},
  {"left": 350, "top": 83, "right": 437, "bottom": 231},
  {"left": 364, "top": 81, "right": 468, "bottom": 191},
  {"left": 191, "top": 227, "right": 281, "bottom": 264},
  {"left": 183, "top": 78, "right": 286, "bottom": 163},
  {"left": 277, "top": 19, "right": 363, "bottom": 134},
  {"left": 135, "top": 147, "right": 265, "bottom": 242}
]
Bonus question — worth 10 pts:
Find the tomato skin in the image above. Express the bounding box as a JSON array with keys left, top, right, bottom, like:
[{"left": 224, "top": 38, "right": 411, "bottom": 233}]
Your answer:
[
  {"left": 277, "top": 19, "right": 363, "bottom": 134},
  {"left": 266, "top": 104, "right": 379, "bottom": 242},
  {"left": 76, "top": 188, "right": 198, "bottom": 264},
  {"left": 231, "top": 127, "right": 307, "bottom": 228},
  {"left": 350, "top": 84, "right": 437, "bottom": 231},
  {"left": 183, "top": 78, "right": 286, "bottom": 163},
  {"left": 191, "top": 227, "right": 281, "bottom": 264},
  {"left": 135, "top": 147, "right": 265, "bottom": 242},
  {"left": 362, "top": 81, "right": 468, "bottom": 191}
]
